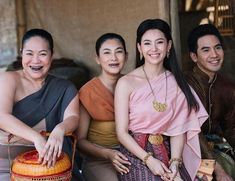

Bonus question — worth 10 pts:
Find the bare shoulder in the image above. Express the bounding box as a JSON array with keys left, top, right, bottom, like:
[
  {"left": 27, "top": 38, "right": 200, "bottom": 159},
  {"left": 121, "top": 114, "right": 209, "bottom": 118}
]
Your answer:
[
  {"left": 0, "top": 71, "right": 22, "bottom": 111},
  {"left": 117, "top": 67, "right": 145, "bottom": 92},
  {"left": 0, "top": 71, "right": 21, "bottom": 90}
]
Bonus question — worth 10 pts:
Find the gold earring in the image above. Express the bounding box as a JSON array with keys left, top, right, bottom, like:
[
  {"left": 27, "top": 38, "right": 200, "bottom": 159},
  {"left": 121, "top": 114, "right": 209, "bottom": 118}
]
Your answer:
[{"left": 167, "top": 51, "right": 170, "bottom": 58}]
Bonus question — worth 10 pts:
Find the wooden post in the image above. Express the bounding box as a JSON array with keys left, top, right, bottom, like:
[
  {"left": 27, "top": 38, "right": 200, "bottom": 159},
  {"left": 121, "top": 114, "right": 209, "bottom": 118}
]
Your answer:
[
  {"left": 170, "top": 0, "right": 182, "bottom": 67},
  {"left": 15, "top": 0, "right": 26, "bottom": 54},
  {"left": 156, "top": 0, "right": 182, "bottom": 67},
  {"left": 157, "top": 0, "right": 170, "bottom": 23}
]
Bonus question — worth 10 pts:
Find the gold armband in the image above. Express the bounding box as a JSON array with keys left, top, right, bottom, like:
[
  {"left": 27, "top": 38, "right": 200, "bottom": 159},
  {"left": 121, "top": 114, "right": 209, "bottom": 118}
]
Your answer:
[
  {"left": 169, "top": 157, "right": 183, "bottom": 167},
  {"left": 142, "top": 152, "right": 153, "bottom": 165}
]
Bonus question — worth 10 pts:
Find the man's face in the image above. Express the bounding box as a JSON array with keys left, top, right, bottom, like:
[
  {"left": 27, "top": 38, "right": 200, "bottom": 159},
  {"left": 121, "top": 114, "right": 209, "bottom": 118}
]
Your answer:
[{"left": 190, "top": 35, "right": 224, "bottom": 79}]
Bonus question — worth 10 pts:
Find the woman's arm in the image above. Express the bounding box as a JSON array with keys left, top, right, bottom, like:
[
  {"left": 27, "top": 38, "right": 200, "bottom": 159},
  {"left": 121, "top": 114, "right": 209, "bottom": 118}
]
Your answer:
[
  {"left": 169, "top": 134, "right": 186, "bottom": 180},
  {"left": 115, "top": 77, "right": 170, "bottom": 178},
  {"left": 77, "top": 104, "right": 130, "bottom": 174},
  {"left": 0, "top": 72, "right": 46, "bottom": 158},
  {"left": 56, "top": 93, "right": 80, "bottom": 134},
  {"left": 77, "top": 104, "right": 110, "bottom": 158},
  {"left": 42, "top": 93, "right": 80, "bottom": 167},
  {"left": 170, "top": 134, "right": 185, "bottom": 161}
]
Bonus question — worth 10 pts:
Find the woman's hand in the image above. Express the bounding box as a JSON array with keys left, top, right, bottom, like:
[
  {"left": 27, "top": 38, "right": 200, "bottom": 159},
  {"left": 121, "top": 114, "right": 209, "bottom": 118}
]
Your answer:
[
  {"left": 107, "top": 149, "right": 131, "bottom": 175},
  {"left": 41, "top": 126, "right": 65, "bottom": 167},
  {"left": 146, "top": 156, "right": 171, "bottom": 181},
  {"left": 33, "top": 134, "right": 47, "bottom": 163},
  {"left": 168, "top": 161, "right": 182, "bottom": 181}
]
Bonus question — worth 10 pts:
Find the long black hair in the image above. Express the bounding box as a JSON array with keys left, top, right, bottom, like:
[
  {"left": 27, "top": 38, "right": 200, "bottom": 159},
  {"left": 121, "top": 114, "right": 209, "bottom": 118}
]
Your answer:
[{"left": 136, "top": 19, "right": 199, "bottom": 112}]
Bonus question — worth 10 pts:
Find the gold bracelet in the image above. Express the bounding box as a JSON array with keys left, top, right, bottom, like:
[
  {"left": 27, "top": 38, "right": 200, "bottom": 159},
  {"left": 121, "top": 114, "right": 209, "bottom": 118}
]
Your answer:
[
  {"left": 142, "top": 152, "right": 153, "bottom": 165},
  {"left": 169, "top": 157, "right": 182, "bottom": 167}
]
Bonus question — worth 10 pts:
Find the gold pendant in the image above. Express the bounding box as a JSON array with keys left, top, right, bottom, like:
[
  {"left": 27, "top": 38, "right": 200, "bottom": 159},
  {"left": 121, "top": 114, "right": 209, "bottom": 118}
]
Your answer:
[
  {"left": 153, "top": 101, "right": 167, "bottom": 112},
  {"left": 148, "top": 134, "right": 164, "bottom": 145}
]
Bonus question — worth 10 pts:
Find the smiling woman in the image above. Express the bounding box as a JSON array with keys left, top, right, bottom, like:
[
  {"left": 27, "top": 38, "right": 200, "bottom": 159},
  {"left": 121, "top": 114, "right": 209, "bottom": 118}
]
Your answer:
[
  {"left": 77, "top": 33, "right": 130, "bottom": 181},
  {"left": 114, "top": 19, "right": 208, "bottom": 181},
  {"left": 21, "top": 36, "right": 52, "bottom": 82},
  {"left": 0, "top": 29, "right": 82, "bottom": 180}
]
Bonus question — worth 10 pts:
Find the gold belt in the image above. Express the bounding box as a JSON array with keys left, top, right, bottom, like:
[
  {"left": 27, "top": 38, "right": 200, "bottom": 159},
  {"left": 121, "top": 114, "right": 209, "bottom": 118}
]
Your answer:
[{"left": 148, "top": 134, "right": 164, "bottom": 145}]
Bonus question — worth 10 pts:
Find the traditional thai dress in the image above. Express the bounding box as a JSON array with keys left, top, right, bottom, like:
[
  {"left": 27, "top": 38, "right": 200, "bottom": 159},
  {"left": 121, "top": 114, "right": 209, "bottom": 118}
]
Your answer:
[
  {"left": 0, "top": 74, "right": 82, "bottom": 181},
  {"left": 119, "top": 71, "right": 208, "bottom": 181},
  {"left": 79, "top": 77, "right": 119, "bottom": 181}
]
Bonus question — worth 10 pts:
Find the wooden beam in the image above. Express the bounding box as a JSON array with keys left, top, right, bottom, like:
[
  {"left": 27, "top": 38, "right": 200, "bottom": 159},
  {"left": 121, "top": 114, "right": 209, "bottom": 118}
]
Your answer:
[{"left": 15, "top": 0, "right": 26, "bottom": 54}]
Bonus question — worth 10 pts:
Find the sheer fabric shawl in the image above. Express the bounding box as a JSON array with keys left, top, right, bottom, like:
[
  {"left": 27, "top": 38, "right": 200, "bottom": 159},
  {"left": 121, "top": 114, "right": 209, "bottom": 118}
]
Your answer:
[{"left": 128, "top": 71, "right": 208, "bottom": 180}]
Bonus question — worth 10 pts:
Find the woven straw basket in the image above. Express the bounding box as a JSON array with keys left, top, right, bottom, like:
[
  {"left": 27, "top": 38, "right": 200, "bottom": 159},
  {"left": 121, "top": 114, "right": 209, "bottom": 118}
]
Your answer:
[{"left": 11, "top": 149, "right": 72, "bottom": 181}]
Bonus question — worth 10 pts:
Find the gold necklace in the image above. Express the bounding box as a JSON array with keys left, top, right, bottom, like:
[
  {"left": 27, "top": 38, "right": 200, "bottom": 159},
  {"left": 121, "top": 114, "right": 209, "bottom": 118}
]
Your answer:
[{"left": 142, "top": 66, "right": 167, "bottom": 112}]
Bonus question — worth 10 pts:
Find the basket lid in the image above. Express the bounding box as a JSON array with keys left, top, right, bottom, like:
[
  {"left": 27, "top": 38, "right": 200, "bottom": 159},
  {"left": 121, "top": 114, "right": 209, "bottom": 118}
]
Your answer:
[{"left": 12, "top": 149, "right": 71, "bottom": 176}]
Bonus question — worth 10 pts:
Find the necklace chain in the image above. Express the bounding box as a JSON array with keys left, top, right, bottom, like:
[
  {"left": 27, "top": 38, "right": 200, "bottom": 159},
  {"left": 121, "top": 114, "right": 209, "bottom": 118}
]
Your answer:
[{"left": 142, "top": 66, "right": 168, "bottom": 112}]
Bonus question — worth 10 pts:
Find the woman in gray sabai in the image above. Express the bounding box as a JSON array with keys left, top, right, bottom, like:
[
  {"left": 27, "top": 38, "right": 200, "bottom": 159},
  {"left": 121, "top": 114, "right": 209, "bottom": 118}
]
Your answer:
[{"left": 0, "top": 29, "right": 80, "bottom": 180}]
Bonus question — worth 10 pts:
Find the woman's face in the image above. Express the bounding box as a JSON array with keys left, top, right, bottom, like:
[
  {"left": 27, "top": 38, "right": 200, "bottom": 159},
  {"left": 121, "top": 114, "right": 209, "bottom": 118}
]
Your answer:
[
  {"left": 96, "top": 38, "right": 127, "bottom": 75},
  {"left": 138, "top": 29, "right": 171, "bottom": 65},
  {"left": 21, "top": 36, "right": 52, "bottom": 80}
]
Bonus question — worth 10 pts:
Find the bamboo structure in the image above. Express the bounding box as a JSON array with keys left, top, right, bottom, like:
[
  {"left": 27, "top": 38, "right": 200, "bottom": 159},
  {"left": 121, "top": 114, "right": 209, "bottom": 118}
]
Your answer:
[
  {"left": 214, "top": 0, "right": 234, "bottom": 36},
  {"left": 156, "top": 0, "right": 182, "bottom": 66},
  {"left": 157, "top": 0, "right": 170, "bottom": 23},
  {"left": 170, "top": 0, "right": 182, "bottom": 67},
  {"left": 15, "top": 0, "right": 26, "bottom": 54}
]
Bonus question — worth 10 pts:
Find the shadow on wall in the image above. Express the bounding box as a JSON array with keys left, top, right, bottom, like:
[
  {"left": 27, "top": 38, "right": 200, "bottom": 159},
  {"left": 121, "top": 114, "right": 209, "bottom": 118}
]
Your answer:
[
  {"left": 179, "top": 10, "right": 209, "bottom": 71},
  {"left": 220, "top": 36, "right": 235, "bottom": 82},
  {"left": 6, "top": 57, "right": 91, "bottom": 90}
]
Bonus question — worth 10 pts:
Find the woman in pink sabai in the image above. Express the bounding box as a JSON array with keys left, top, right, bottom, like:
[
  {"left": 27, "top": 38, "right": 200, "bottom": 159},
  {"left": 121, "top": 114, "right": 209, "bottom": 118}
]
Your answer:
[{"left": 115, "top": 19, "right": 208, "bottom": 181}]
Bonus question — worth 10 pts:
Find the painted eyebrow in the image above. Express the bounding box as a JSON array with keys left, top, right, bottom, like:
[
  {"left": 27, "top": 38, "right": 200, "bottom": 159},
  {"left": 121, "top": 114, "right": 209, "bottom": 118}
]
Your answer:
[
  {"left": 142, "top": 38, "right": 165, "bottom": 42},
  {"left": 116, "top": 47, "right": 124, "bottom": 50},
  {"left": 24, "top": 49, "right": 48, "bottom": 52},
  {"left": 39, "top": 50, "right": 48, "bottom": 53},
  {"left": 24, "top": 49, "right": 33, "bottom": 52},
  {"left": 102, "top": 48, "right": 111, "bottom": 52},
  {"left": 102, "top": 47, "right": 124, "bottom": 51}
]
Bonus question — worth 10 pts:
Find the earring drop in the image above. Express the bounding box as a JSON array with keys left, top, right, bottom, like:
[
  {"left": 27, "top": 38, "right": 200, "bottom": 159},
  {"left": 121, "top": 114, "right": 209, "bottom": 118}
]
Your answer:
[
  {"left": 140, "top": 53, "right": 143, "bottom": 59},
  {"left": 166, "top": 51, "right": 170, "bottom": 58}
]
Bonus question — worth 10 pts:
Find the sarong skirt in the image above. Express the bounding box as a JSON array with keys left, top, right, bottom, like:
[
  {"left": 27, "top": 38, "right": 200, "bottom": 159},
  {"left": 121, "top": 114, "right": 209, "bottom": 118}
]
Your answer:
[{"left": 119, "top": 133, "right": 191, "bottom": 181}]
